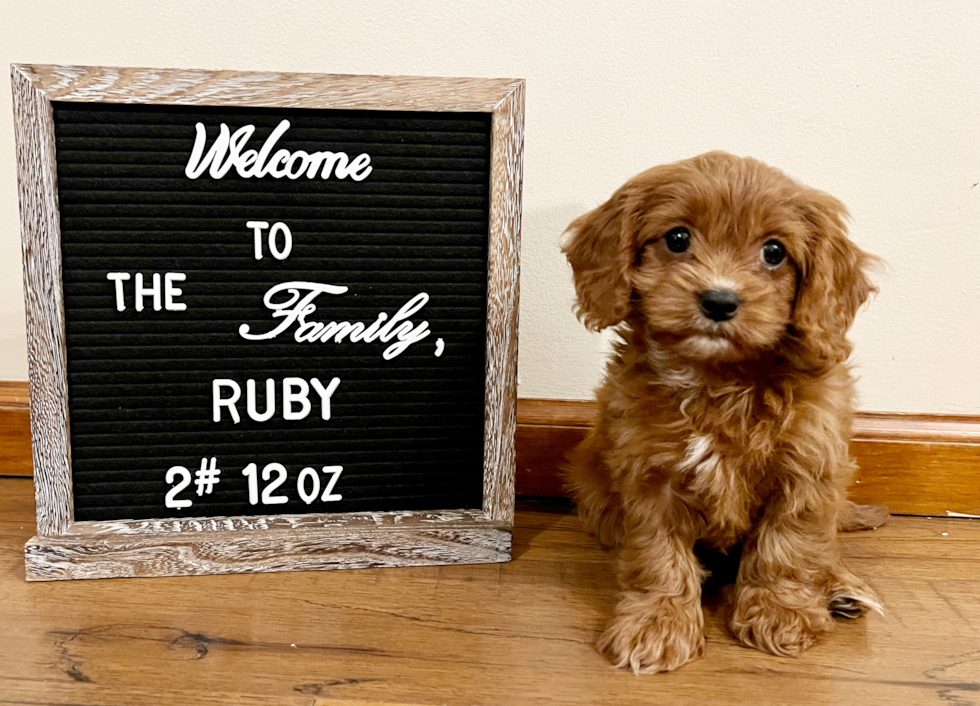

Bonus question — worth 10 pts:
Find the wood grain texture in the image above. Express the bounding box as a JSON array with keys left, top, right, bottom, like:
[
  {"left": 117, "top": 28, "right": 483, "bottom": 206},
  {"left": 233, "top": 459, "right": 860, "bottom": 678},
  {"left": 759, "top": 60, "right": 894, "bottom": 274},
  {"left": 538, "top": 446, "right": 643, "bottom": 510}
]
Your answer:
[
  {"left": 13, "top": 64, "right": 523, "bottom": 112},
  {"left": 0, "top": 381, "right": 30, "bottom": 407},
  {"left": 11, "top": 66, "right": 73, "bottom": 535},
  {"left": 853, "top": 412, "right": 980, "bottom": 443},
  {"left": 515, "top": 398, "right": 980, "bottom": 516},
  {"left": 847, "top": 440, "right": 980, "bottom": 516},
  {"left": 25, "top": 526, "right": 511, "bottom": 581},
  {"left": 517, "top": 398, "right": 597, "bottom": 427},
  {"left": 483, "top": 81, "right": 524, "bottom": 524},
  {"left": 2, "top": 476, "right": 979, "bottom": 706},
  {"left": 0, "top": 383, "right": 31, "bottom": 476},
  {"left": 59, "top": 509, "right": 501, "bottom": 538}
]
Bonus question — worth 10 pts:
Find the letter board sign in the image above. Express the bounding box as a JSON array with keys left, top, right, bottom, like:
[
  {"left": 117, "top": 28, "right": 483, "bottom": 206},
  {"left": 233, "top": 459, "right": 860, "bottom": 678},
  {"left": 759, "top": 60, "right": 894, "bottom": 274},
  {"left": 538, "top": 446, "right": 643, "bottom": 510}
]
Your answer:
[{"left": 12, "top": 65, "right": 523, "bottom": 581}]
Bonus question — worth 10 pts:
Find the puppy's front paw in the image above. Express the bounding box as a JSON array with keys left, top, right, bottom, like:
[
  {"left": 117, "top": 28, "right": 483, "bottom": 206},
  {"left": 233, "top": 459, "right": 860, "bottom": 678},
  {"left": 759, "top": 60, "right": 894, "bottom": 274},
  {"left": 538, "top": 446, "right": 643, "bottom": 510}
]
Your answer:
[
  {"left": 729, "top": 585, "right": 834, "bottom": 656},
  {"left": 597, "top": 593, "right": 704, "bottom": 674}
]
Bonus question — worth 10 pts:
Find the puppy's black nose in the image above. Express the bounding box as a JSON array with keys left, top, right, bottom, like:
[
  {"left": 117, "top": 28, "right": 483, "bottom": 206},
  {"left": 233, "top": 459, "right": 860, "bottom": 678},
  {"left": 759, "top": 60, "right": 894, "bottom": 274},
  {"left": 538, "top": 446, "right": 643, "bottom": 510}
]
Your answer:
[{"left": 697, "top": 289, "right": 741, "bottom": 321}]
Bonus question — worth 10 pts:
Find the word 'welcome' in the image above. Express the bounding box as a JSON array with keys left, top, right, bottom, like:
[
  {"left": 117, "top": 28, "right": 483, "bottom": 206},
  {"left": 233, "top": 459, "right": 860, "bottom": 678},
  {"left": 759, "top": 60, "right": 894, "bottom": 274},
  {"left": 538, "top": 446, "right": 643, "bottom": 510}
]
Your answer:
[{"left": 185, "top": 119, "right": 372, "bottom": 181}]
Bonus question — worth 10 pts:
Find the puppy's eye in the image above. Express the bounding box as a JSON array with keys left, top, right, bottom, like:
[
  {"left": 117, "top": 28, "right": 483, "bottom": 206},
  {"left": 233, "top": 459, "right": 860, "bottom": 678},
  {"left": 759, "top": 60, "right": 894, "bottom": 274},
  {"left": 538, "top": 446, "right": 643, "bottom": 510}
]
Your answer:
[
  {"left": 762, "top": 240, "right": 786, "bottom": 267},
  {"left": 664, "top": 227, "right": 691, "bottom": 253}
]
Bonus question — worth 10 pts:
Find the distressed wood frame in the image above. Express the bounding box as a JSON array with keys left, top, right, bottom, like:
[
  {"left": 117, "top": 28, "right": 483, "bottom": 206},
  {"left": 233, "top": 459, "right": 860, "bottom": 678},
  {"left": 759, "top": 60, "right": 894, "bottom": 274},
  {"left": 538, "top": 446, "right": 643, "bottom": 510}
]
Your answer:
[{"left": 11, "top": 64, "right": 524, "bottom": 581}]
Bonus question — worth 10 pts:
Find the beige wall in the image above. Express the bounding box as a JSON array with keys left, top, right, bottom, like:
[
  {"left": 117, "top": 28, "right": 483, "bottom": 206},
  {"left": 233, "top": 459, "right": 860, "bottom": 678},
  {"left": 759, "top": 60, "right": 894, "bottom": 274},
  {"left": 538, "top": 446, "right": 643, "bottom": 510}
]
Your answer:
[{"left": 1, "top": 1, "right": 978, "bottom": 413}]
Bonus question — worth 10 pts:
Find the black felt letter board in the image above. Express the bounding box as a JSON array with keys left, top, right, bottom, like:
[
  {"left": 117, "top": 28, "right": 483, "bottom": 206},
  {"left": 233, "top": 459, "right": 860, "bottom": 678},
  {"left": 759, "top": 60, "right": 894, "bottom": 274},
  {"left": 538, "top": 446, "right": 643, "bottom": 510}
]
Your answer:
[{"left": 54, "top": 102, "right": 490, "bottom": 521}]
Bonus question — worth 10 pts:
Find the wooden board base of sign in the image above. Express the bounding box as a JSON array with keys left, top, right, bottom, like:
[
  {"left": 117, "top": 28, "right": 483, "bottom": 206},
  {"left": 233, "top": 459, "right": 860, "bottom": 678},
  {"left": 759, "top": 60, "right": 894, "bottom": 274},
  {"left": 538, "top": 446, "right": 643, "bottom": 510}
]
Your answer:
[
  {"left": 25, "top": 524, "right": 511, "bottom": 581},
  {"left": 25, "top": 508, "right": 509, "bottom": 580}
]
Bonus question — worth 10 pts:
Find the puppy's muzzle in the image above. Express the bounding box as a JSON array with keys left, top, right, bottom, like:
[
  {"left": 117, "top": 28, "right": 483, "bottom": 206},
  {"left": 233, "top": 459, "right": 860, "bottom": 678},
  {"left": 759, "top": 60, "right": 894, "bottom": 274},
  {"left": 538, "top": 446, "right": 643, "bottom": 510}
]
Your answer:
[{"left": 697, "top": 289, "right": 741, "bottom": 322}]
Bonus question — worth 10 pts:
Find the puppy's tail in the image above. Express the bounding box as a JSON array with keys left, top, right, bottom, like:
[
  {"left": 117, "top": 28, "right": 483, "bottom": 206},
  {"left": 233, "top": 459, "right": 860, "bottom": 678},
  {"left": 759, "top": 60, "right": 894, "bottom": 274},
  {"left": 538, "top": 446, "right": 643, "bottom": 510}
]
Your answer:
[{"left": 838, "top": 500, "right": 889, "bottom": 532}]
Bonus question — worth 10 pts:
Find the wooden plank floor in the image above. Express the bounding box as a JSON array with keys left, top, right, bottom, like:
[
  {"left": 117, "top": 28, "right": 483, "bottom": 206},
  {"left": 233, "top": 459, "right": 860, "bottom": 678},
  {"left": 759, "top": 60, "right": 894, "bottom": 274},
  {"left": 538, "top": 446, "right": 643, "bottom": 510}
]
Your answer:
[{"left": 1, "top": 477, "right": 978, "bottom": 706}]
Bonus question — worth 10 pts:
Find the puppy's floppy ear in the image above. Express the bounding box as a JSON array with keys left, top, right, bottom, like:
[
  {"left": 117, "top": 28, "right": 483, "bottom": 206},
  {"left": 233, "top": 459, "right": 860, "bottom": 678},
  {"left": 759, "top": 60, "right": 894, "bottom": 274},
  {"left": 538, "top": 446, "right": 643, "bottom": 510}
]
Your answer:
[
  {"left": 561, "top": 193, "right": 634, "bottom": 331},
  {"left": 792, "top": 189, "right": 877, "bottom": 364}
]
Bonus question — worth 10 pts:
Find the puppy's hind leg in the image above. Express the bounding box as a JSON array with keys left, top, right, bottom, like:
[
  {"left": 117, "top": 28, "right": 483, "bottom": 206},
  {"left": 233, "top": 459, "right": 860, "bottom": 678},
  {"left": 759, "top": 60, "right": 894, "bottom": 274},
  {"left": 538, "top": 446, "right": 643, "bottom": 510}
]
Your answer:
[
  {"left": 829, "top": 503, "right": 885, "bottom": 617},
  {"left": 837, "top": 500, "right": 889, "bottom": 532},
  {"left": 828, "top": 565, "right": 884, "bottom": 619},
  {"left": 565, "top": 433, "right": 625, "bottom": 550}
]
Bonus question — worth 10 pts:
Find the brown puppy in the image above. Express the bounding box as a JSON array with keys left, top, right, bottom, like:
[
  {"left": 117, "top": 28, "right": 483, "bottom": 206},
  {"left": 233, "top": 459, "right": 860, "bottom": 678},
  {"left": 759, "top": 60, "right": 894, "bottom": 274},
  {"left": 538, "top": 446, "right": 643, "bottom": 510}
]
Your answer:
[{"left": 561, "top": 151, "right": 887, "bottom": 674}]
